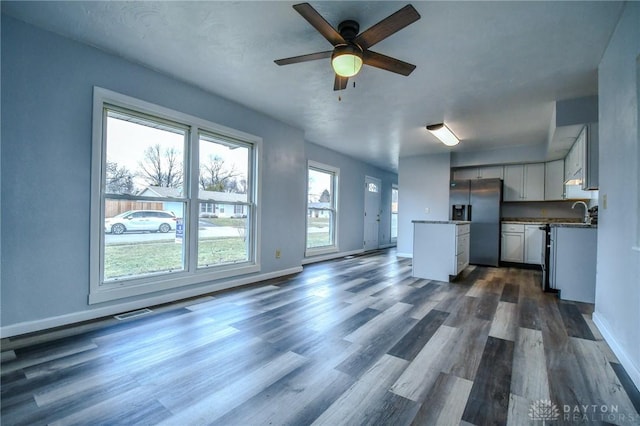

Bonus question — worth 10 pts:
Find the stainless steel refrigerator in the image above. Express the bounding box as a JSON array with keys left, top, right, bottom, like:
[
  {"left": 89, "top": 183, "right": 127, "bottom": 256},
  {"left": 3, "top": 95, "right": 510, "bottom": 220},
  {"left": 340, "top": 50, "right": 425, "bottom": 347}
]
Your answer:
[{"left": 450, "top": 178, "right": 502, "bottom": 266}]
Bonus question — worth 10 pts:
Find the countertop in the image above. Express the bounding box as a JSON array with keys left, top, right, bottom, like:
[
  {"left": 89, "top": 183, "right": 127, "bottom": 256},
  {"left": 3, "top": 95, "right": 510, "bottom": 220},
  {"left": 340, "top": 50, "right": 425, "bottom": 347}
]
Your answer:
[
  {"left": 412, "top": 220, "right": 471, "bottom": 225},
  {"left": 501, "top": 217, "right": 596, "bottom": 228},
  {"left": 549, "top": 223, "right": 597, "bottom": 228}
]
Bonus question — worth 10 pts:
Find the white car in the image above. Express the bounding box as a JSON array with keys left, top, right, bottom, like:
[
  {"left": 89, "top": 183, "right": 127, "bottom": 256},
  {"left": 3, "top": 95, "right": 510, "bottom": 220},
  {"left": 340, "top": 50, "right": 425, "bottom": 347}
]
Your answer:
[{"left": 105, "top": 210, "right": 177, "bottom": 234}]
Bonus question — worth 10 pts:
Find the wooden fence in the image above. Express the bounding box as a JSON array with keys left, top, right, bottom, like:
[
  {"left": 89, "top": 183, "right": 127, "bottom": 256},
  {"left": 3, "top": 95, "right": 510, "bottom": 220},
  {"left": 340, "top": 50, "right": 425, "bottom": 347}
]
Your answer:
[{"left": 105, "top": 199, "right": 163, "bottom": 218}]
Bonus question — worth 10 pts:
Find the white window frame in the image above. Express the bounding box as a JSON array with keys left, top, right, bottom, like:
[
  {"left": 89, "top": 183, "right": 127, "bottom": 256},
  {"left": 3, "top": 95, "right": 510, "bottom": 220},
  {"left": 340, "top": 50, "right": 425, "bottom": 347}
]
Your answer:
[
  {"left": 635, "top": 56, "right": 640, "bottom": 253},
  {"left": 391, "top": 184, "right": 399, "bottom": 242},
  {"left": 90, "top": 87, "right": 261, "bottom": 304},
  {"left": 306, "top": 160, "right": 339, "bottom": 257}
]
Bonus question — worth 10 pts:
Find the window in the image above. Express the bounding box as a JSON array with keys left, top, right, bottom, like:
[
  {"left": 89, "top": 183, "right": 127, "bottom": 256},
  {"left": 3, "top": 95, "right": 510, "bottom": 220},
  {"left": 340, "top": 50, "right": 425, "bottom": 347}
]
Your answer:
[
  {"left": 635, "top": 56, "right": 640, "bottom": 252},
  {"left": 391, "top": 185, "right": 399, "bottom": 240},
  {"left": 306, "top": 161, "right": 339, "bottom": 255},
  {"left": 197, "top": 132, "right": 253, "bottom": 267},
  {"left": 90, "top": 88, "right": 260, "bottom": 303}
]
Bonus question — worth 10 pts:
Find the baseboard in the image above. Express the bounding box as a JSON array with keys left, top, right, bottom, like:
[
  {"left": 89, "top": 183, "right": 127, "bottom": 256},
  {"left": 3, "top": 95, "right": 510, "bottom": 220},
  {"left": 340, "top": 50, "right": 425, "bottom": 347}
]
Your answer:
[
  {"left": 301, "top": 249, "right": 364, "bottom": 265},
  {"left": 592, "top": 311, "right": 640, "bottom": 391},
  {"left": 396, "top": 252, "right": 413, "bottom": 258},
  {"left": 0, "top": 266, "right": 303, "bottom": 339},
  {"left": 378, "top": 243, "right": 397, "bottom": 249}
]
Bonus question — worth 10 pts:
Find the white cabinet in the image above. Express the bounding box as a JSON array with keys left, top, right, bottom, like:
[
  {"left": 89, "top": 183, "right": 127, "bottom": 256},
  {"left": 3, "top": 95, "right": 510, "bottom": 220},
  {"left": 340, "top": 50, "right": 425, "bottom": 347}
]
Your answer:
[
  {"left": 503, "top": 166, "right": 524, "bottom": 202},
  {"left": 565, "top": 127, "right": 585, "bottom": 184},
  {"left": 501, "top": 223, "right": 543, "bottom": 265},
  {"left": 524, "top": 225, "right": 544, "bottom": 265},
  {"left": 413, "top": 221, "right": 470, "bottom": 282},
  {"left": 563, "top": 128, "right": 598, "bottom": 200},
  {"left": 478, "top": 166, "right": 504, "bottom": 180},
  {"left": 453, "top": 168, "right": 481, "bottom": 180},
  {"left": 453, "top": 166, "right": 504, "bottom": 180},
  {"left": 582, "top": 123, "right": 599, "bottom": 190},
  {"left": 524, "top": 164, "right": 545, "bottom": 201},
  {"left": 503, "top": 164, "right": 545, "bottom": 201},
  {"left": 456, "top": 223, "right": 471, "bottom": 274},
  {"left": 544, "top": 160, "right": 565, "bottom": 201},
  {"left": 501, "top": 223, "right": 525, "bottom": 263}
]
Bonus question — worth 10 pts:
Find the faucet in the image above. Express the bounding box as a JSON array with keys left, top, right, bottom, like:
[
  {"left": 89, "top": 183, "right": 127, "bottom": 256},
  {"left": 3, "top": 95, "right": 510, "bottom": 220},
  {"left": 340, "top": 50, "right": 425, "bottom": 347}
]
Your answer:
[{"left": 572, "top": 201, "right": 590, "bottom": 224}]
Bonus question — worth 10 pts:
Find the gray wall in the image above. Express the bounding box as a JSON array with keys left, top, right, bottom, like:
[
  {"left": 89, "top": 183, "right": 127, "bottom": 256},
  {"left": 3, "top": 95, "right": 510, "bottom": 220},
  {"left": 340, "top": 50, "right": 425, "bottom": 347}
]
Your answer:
[
  {"left": 397, "top": 153, "right": 451, "bottom": 256},
  {"left": 0, "top": 16, "right": 396, "bottom": 332},
  {"left": 594, "top": 2, "right": 640, "bottom": 389},
  {"left": 305, "top": 142, "right": 398, "bottom": 251}
]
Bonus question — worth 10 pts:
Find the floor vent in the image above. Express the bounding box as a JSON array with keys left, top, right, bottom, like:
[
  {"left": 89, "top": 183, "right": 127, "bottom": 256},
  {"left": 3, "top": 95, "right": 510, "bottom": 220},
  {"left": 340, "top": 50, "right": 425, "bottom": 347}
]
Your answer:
[{"left": 114, "top": 308, "right": 153, "bottom": 321}]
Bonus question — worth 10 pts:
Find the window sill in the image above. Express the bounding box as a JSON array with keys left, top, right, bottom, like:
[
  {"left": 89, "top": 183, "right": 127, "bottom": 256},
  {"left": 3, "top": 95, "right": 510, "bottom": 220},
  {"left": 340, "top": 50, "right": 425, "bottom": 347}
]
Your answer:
[
  {"left": 305, "top": 246, "right": 339, "bottom": 258},
  {"left": 89, "top": 263, "right": 260, "bottom": 304}
]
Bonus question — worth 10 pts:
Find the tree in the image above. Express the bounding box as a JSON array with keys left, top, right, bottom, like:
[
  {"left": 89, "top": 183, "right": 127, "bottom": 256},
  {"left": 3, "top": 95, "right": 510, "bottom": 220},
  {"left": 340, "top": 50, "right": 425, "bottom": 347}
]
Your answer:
[
  {"left": 319, "top": 189, "right": 331, "bottom": 202},
  {"left": 224, "top": 177, "right": 247, "bottom": 194},
  {"left": 199, "top": 154, "right": 242, "bottom": 192},
  {"left": 105, "top": 161, "right": 134, "bottom": 194},
  {"left": 138, "top": 144, "right": 183, "bottom": 188}
]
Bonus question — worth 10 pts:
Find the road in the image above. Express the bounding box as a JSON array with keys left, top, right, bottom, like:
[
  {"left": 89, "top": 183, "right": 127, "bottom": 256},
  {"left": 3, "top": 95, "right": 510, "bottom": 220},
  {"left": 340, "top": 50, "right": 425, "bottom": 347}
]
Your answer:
[
  {"left": 105, "top": 224, "right": 327, "bottom": 245},
  {"left": 105, "top": 224, "right": 244, "bottom": 244}
]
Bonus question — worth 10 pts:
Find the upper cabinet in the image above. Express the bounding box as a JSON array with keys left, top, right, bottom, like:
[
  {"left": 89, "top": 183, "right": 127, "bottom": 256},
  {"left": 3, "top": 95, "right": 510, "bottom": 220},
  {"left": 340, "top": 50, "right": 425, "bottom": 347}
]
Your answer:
[
  {"left": 544, "top": 160, "right": 565, "bottom": 200},
  {"left": 563, "top": 123, "right": 599, "bottom": 199},
  {"left": 452, "top": 166, "right": 504, "bottom": 180},
  {"left": 582, "top": 123, "right": 599, "bottom": 190},
  {"left": 453, "top": 168, "right": 481, "bottom": 180},
  {"left": 478, "top": 166, "right": 504, "bottom": 180},
  {"left": 565, "top": 126, "right": 585, "bottom": 184},
  {"left": 548, "top": 96, "right": 599, "bottom": 191},
  {"left": 503, "top": 163, "right": 545, "bottom": 202}
]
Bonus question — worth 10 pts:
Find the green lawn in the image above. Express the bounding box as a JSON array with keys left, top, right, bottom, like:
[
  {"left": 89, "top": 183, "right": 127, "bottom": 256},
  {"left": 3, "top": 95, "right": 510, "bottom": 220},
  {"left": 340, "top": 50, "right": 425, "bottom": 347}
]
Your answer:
[
  {"left": 105, "top": 217, "right": 334, "bottom": 279},
  {"left": 105, "top": 237, "right": 247, "bottom": 280},
  {"left": 200, "top": 217, "right": 247, "bottom": 227}
]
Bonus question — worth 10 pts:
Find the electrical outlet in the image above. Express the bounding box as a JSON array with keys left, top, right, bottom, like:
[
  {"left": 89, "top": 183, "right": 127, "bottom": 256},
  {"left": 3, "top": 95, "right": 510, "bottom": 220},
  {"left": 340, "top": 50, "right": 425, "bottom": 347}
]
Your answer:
[
  {"left": 541, "top": 208, "right": 547, "bottom": 216},
  {"left": 425, "top": 207, "right": 430, "bottom": 214},
  {"left": 275, "top": 249, "right": 281, "bottom": 259},
  {"left": 602, "top": 194, "right": 607, "bottom": 209}
]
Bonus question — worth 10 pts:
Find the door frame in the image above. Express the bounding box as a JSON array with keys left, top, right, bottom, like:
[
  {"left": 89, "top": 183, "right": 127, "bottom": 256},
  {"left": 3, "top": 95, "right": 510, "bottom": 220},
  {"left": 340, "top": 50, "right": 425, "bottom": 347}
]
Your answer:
[{"left": 364, "top": 175, "right": 382, "bottom": 251}]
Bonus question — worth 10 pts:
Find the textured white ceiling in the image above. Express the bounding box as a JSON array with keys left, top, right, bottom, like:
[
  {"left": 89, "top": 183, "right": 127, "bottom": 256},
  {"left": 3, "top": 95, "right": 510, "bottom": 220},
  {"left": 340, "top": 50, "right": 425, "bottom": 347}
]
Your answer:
[{"left": 2, "top": 1, "right": 624, "bottom": 171}]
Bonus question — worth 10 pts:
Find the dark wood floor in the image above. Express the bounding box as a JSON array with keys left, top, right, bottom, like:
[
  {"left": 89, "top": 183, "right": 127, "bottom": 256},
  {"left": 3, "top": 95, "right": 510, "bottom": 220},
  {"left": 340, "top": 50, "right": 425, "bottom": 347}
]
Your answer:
[{"left": 2, "top": 249, "right": 639, "bottom": 425}]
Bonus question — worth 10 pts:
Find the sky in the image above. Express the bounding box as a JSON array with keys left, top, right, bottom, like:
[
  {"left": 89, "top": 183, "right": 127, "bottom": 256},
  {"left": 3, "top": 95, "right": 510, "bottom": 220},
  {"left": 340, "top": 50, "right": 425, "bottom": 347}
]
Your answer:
[{"left": 106, "top": 115, "right": 249, "bottom": 193}]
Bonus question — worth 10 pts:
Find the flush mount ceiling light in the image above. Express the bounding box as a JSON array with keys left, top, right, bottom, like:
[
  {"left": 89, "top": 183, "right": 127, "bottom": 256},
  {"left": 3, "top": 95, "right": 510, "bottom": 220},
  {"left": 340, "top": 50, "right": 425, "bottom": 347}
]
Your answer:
[
  {"left": 426, "top": 123, "right": 460, "bottom": 146},
  {"left": 331, "top": 44, "right": 363, "bottom": 78}
]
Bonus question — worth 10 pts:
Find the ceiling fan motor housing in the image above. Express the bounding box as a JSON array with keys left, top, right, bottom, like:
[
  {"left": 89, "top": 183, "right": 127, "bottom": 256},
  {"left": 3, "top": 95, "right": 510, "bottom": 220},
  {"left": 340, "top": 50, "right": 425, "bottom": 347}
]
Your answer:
[{"left": 338, "top": 20, "right": 360, "bottom": 41}]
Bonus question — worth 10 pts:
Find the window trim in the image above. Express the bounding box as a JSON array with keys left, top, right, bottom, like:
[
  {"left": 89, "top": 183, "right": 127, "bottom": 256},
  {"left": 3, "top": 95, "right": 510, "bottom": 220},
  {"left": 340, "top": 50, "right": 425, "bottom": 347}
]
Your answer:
[
  {"left": 305, "top": 160, "right": 339, "bottom": 257},
  {"left": 90, "top": 87, "right": 262, "bottom": 304},
  {"left": 634, "top": 56, "right": 640, "bottom": 253},
  {"left": 391, "top": 184, "right": 399, "bottom": 242}
]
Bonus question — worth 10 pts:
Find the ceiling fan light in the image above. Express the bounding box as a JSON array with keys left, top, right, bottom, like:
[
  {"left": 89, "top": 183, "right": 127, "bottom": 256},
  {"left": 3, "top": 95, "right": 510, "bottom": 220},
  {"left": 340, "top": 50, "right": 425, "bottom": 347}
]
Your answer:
[
  {"left": 426, "top": 123, "right": 460, "bottom": 146},
  {"left": 332, "top": 46, "right": 363, "bottom": 78}
]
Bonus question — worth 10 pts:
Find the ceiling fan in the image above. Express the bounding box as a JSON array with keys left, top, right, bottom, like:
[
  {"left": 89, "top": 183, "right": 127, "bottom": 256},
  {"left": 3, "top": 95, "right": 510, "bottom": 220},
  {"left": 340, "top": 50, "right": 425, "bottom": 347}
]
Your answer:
[{"left": 274, "top": 3, "right": 421, "bottom": 91}]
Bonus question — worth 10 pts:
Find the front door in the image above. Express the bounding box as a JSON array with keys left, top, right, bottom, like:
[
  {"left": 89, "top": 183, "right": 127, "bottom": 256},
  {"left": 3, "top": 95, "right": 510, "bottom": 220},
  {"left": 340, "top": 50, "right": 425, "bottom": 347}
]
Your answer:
[{"left": 364, "top": 176, "right": 381, "bottom": 251}]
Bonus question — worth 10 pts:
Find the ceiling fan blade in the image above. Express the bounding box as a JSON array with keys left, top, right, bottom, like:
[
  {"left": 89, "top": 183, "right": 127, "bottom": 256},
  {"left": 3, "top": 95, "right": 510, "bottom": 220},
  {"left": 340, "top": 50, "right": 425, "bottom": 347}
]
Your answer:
[
  {"left": 274, "top": 51, "right": 333, "bottom": 66},
  {"left": 334, "top": 74, "right": 348, "bottom": 91},
  {"left": 354, "top": 4, "right": 421, "bottom": 50},
  {"left": 293, "top": 3, "right": 345, "bottom": 46},
  {"left": 363, "top": 50, "right": 416, "bottom": 76}
]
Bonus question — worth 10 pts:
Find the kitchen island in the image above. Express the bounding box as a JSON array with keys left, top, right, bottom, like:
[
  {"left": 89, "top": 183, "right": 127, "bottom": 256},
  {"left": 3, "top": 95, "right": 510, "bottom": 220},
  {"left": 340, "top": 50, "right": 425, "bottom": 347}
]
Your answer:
[{"left": 412, "top": 220, "right": 470, "bottom": 282}]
